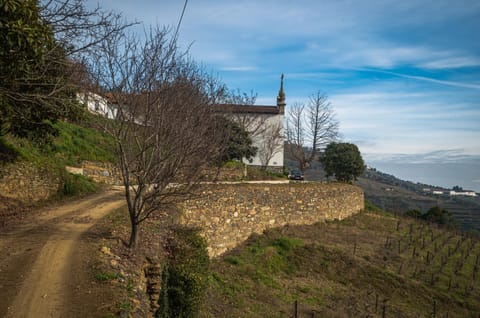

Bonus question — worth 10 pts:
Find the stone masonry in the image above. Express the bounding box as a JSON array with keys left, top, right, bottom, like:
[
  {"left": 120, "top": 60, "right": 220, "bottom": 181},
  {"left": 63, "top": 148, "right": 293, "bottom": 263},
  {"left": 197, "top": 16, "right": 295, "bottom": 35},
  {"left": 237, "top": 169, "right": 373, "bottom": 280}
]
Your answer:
[
  {"left": 0, "top": 161, "right": 60, "bottom": 202},
  {"left": 180, "top": 182, "right": 364, "bottom": 257}
]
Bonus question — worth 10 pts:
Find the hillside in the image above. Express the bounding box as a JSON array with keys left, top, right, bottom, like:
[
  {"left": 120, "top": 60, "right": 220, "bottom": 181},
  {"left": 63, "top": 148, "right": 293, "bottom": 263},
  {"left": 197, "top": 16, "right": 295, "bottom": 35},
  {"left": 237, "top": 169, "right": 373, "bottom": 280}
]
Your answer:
[
  {"left": 357, "top": 168, "right": 480, "bottom": 232},
  {"left": 285, "top": 157, "right": 480, "bottom": 232},
  {"left": 202, "top": 205, "right": 480, "bottom": 317},
  {"left": 64, "top": 195, "right": 480, "bottom": 317}
]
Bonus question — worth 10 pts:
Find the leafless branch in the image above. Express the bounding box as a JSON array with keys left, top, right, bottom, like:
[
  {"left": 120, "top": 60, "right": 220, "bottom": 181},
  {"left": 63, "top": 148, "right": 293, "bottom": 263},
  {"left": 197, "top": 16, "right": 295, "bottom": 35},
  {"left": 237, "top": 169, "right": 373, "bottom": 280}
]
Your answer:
[
  {"left": 286, "top": 92, "right": 339, "bottom": 172},
  {"left": 258, "top": 121, "right": 284, "bottom": 169},
  {"left": 90, "top": 26, "right": 227, "bottom": 248}
]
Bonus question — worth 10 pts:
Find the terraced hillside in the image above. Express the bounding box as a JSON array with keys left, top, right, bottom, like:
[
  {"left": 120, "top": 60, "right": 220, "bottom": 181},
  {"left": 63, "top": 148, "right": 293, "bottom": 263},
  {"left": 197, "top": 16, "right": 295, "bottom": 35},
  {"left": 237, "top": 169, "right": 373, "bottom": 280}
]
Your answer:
[
  {"left": 357, "top": 169, "right": 480, "bottom": 232},
  {"left": 203, "top": 206, "right": 480, "bottom": 317}
]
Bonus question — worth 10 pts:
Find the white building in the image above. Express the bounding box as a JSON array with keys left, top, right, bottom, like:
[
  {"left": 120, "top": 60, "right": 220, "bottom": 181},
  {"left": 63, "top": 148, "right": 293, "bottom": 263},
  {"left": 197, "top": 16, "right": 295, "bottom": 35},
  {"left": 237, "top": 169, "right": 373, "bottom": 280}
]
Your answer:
[
  {"left": 215, "top": 75, "right": 286, "bottom": 172},
  {"left": 449, "top": 190, "right": 477, "bottom": 197},
  {"left": 77, "top": 92, "right": 117, "bottom": 119}
]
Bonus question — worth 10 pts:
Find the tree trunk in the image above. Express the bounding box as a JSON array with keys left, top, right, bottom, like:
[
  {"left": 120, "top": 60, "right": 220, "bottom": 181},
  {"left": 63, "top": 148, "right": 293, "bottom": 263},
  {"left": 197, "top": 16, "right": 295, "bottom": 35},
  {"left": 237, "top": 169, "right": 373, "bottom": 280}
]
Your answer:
[{"left": 129, "top": 219, "right": 139, "bottom": 248}]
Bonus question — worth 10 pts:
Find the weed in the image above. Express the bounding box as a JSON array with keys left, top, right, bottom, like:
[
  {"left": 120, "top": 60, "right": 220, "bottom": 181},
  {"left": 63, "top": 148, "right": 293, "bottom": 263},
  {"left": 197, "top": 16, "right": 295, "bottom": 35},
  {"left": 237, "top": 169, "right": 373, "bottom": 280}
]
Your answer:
[
  {"left": 95, "top": 271, "right": 122, "bottom": 282},
  {"left": 224, "top": 256, "right": 242, "bottom": 265},
  {"left": 126, "top": 277, "right": 134, "bottom": 293},
  {"left": 61, "top": 172, "right": 97, "bottom": 197},
  {"left": 118, "top": 301, "right": 133, "bottom": 311}
]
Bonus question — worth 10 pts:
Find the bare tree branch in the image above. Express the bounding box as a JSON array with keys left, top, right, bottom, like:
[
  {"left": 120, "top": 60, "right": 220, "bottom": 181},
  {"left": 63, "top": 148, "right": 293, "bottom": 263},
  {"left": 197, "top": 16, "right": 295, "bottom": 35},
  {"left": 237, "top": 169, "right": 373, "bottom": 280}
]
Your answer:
[
  {"left": 286, "top": 91, "right": 339, "bottom": 172},
  {"left": 89, "top": 26, "right": 227, "bottom": 248},
  {"left": 258, "top": 121, "right": 283, "bottom": 169},
  {"left": 40, "top": 0, "right": 136, "bottom": 56}
]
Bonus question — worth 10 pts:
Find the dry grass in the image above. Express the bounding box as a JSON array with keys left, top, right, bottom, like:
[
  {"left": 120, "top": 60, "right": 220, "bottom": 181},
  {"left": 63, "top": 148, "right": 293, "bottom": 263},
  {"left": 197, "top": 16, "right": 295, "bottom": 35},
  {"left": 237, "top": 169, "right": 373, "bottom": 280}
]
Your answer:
[{"left": 202, "top": 208, "right": 480, "bottom": 317}]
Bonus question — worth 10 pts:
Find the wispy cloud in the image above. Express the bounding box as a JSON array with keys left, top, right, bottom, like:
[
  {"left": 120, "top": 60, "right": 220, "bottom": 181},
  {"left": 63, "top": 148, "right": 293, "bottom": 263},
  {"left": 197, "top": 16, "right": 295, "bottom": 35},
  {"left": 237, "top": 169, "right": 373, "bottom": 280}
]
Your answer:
[
  {"left": 419, "top": 56, "right": 480, "bottom": 69},
  {"left": 360, "top": 69, "right": 480, "bottom": 90},
  {"left": 366, "top": 150, "right": 480, "bottom": 164},
  {"left": 87, "top": 0, "right": 480, "bottom": 160},
  {"left": 220, "top": 66, "right": 257, "bottom": 72},
  {"left": 330, "top": 85, "right": 480, "bottom": 157}
]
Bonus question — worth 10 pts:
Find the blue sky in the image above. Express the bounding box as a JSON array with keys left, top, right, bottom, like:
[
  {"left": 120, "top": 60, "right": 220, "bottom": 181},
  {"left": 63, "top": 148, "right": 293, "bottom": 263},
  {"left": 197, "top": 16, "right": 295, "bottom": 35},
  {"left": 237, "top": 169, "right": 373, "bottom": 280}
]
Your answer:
[{"left": 88, "top": 0, "right": 480, "bottom": 164}]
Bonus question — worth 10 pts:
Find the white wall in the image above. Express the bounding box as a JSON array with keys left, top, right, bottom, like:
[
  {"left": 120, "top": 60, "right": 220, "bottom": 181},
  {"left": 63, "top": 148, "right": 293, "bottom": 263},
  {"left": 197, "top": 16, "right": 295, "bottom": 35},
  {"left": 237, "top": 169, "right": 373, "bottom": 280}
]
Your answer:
[
  {"left": 242, "top": 113, "right": 284, "bottom": 168},
  {"left": 77, "top": 92, "right": 117, "bottom": 119}
]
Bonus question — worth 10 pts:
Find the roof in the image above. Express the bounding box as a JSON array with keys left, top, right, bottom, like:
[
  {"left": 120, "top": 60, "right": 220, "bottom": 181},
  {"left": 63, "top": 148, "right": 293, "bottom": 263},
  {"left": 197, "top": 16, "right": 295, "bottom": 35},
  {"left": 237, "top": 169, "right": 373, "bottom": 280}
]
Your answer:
[{"left": 215, "top": 103, "right": 280, "bottom": 115}]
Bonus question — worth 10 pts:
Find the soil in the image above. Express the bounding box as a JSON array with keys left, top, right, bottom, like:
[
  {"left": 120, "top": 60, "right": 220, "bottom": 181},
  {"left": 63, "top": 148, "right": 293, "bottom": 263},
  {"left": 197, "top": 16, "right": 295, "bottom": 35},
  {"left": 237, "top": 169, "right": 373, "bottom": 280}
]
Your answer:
[{"left": 0, "top": 188, "right": 125, "bottom": 318}]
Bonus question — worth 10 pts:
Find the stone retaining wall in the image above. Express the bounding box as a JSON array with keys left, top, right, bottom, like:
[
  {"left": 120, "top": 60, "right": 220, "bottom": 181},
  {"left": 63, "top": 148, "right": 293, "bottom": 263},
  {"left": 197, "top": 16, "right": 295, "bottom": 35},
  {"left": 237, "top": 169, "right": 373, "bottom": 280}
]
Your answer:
[
  {"left": 0, "top": 161, "right": 60, "bottom": 202},
  {"left": 180, "top": 182, "right": 364, "bottom": 257},
  {"left": 0, "top": 160, "right": 121, "bottom": 204}
]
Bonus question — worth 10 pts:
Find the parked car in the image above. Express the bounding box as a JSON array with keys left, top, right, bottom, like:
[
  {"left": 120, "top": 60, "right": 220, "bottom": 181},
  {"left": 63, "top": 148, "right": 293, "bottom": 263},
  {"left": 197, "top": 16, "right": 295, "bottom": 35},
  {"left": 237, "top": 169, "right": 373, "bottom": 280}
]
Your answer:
[{"left": 288, "top": 170, "right": 304, "bottom": 181}]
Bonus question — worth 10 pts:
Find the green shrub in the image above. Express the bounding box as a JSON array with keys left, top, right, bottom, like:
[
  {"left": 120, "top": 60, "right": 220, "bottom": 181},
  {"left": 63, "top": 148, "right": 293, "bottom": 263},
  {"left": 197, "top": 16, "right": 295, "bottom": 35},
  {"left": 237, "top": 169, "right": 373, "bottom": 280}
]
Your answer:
[
  {"left": 0, "top": 137, "right": 18, "bottom": 163},
  {"left": 271, "top": 236, "right": 303, "bottom": 255},
  {"left": 222, "top": 160, "right": 243, "bottom": 169},
  {"left": 157, "top": 226, "right": 210, "bottom": 318},
  {"left": 61, "top": 172, "right": 97, "bottom": 197}
]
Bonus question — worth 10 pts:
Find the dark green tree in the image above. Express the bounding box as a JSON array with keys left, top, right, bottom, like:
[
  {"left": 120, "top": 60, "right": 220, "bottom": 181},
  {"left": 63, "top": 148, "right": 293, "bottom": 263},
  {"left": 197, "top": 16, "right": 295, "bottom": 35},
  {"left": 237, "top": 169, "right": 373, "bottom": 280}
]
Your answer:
[
  {"left": 1, "top": 0, "right": 130, "bottom": 143},
  {"left": 217, "top": 116, "right": 257, "bottom": 163},
  {"left": 0, "top": 0, "right": 79, "bottom": 142},
  {"left": 320, "top": 142, "right": 365, "bottom": 183},
  {"left": 422, "top": 206, "right": 458, "bottom": 229},
  {"left": 405, "top": 209, "right": 422, "bottom": 218}
]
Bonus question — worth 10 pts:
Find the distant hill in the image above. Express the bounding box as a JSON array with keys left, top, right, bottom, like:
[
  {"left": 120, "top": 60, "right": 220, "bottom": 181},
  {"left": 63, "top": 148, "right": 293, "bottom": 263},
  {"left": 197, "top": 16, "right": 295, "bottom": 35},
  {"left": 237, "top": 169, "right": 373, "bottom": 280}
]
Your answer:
[
  {"left": 285, "top": 156, "right": 480, "bottom": 232},
  {"left": 357, "top": 167, "right": 480, "bottom": 232}
]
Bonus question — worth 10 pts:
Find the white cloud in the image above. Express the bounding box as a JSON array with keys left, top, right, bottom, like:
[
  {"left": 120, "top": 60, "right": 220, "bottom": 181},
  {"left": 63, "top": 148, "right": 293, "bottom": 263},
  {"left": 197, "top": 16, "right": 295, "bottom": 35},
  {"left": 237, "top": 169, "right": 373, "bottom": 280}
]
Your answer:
[
  {"left": 364, "top": 150, "right": 480, "bottom": 164},
  {"left": 359, "top": 69, "right": 480, "bottom": 90},
  {"left": 220, "top": 66, "right": 257, "bottom": 72},
  {"left": 84, "top": 0, "right": 480, "bottom": 160},
  {"left": 329, "top": 87, "right": 480, "bottom": 157},
  {"left": 420, "top": 56, "right": 480, "bottom": 69}
]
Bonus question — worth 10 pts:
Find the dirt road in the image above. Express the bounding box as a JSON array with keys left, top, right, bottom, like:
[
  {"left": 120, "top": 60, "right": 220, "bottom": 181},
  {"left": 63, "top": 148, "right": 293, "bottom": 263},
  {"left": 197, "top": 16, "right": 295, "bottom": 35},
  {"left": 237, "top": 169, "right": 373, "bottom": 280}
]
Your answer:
[{"left": 0, "top": 189, "right": 125, "bottom": 318}]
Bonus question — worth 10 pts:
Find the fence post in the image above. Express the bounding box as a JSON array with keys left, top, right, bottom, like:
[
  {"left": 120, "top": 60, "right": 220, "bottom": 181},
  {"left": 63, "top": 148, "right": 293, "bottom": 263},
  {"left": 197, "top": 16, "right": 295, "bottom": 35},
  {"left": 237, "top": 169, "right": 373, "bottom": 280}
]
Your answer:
[{"left": 294, "top": 300, "right": 298, "bottom": 318}]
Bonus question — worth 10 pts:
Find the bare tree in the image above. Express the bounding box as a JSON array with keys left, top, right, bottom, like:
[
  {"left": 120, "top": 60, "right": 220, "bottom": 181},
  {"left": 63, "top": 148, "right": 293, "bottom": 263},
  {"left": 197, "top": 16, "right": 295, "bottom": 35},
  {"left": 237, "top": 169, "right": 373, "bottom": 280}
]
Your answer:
[
  {"left": 286, "top": 91, "right": 339, "bottom": 172},
  {"left": 258, "top": 121, "right": 283, "bottom": 169},
  {"left": 40, "top": 0, "right": 134, "bottom": 57},
  {"left": 89, "top": 26, "right": 226, "bottom": 248}
]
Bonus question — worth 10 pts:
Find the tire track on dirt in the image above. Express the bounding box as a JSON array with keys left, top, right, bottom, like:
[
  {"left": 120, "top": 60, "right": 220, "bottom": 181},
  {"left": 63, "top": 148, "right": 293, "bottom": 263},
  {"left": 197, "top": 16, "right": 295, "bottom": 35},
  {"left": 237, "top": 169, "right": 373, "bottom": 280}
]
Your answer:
[{"left": 0, "top": 189, "right": 125, "bottom": 318}]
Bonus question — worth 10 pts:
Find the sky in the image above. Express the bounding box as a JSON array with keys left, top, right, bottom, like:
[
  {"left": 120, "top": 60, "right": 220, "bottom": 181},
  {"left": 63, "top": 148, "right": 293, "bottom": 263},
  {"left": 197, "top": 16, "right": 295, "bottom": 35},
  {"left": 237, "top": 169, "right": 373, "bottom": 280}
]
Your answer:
[{"left": 87, "top": 0, "right": 480, "bottom": 189}]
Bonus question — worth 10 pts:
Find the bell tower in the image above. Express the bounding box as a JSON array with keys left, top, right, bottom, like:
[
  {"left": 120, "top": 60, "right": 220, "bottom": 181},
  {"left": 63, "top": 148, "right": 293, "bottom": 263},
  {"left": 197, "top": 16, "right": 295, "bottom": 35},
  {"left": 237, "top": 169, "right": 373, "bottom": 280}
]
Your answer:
[{"left": 277, "top": 73, "right": 286, "bottom": 114}]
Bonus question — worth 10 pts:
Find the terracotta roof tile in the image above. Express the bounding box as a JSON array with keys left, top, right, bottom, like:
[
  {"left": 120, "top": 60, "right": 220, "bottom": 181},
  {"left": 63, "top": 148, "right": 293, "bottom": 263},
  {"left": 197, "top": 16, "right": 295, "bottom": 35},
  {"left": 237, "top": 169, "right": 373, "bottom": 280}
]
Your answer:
[{"left": 215, "top": 103, "right": 280, "bottom": 114}]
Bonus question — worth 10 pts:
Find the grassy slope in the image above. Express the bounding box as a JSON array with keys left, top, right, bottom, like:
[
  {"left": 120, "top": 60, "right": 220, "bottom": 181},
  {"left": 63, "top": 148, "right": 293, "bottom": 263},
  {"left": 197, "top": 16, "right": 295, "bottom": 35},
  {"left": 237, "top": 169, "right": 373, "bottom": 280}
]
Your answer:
[
  {"left": 53, "top": 120, "right": 116, "bottom": 165},
  {"left": 202, "top": 204, "right": 480, "bottom": 317},
  {"left": 1, "top": 119, "right": 116, "bottom": 166},
  {"left": 0, "top": 119, "right": 116, "bottom": 203}
]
